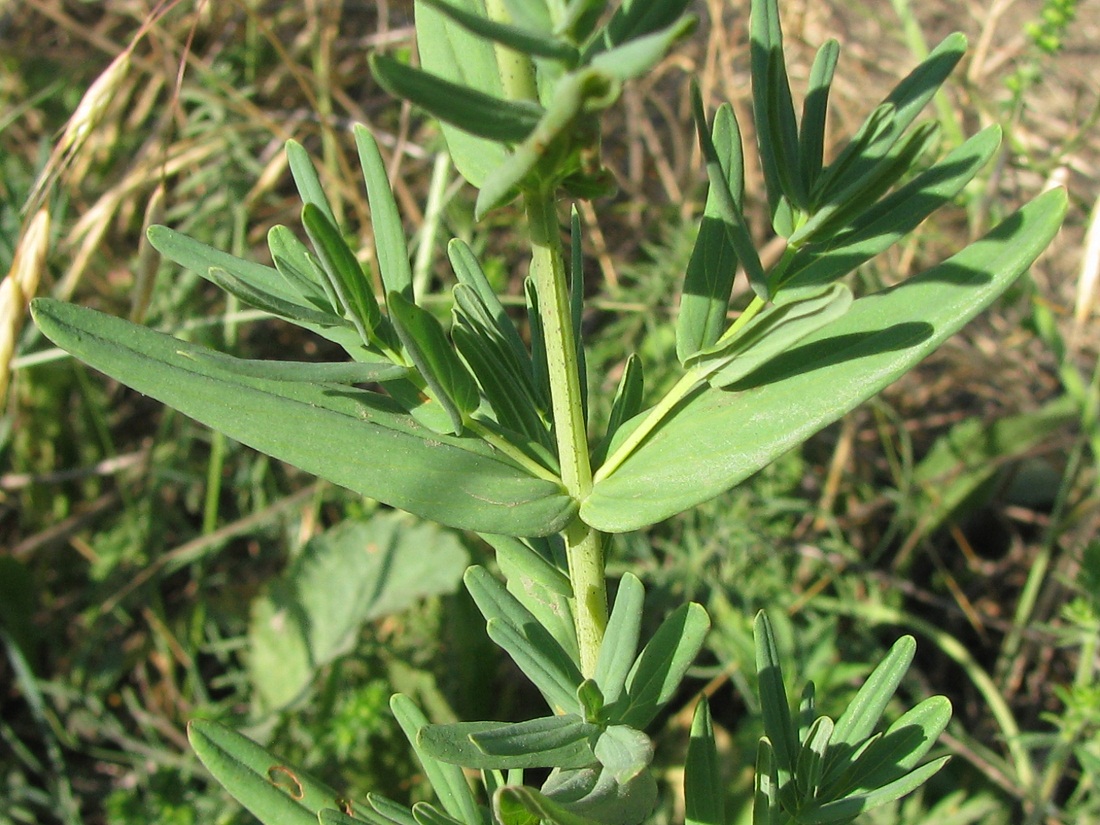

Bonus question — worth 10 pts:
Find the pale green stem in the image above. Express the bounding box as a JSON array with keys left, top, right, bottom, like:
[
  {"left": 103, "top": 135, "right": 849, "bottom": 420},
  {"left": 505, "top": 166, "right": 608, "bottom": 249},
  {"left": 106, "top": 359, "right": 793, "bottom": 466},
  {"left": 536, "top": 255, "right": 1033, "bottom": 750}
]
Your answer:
[
  {"left": 466, "top": 418, "right": 561, "bottom": 484},
  {"left": 594, "top": 294, "right": 768, "bottom": 483},
  {"left": 485, "top": 0, "right": 538, "bottom": 102},
  {"left": 526, "top": 189, "right": 607, "bottom": 677}
]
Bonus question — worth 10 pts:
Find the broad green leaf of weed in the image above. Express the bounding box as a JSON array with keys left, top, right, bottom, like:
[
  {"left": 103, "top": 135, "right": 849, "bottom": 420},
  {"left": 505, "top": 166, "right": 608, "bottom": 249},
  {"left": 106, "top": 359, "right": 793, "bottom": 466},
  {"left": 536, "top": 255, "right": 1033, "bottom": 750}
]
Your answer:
[{"left": 247, "top": 514, "right": 468, "bottom": 712}]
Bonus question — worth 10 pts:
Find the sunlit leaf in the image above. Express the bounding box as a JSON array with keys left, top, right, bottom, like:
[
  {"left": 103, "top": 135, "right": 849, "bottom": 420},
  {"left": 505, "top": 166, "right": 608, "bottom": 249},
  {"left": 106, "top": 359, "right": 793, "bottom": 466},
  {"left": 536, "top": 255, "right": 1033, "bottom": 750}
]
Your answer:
[
  {"left": 187, "top": 719, "right": 340, "bottom": 825},
  {"left": 31, "top": 299, "right": 575, "bottom": 536},
  {"left": 582, "top": 189, "right": 1067, "bottom": 532},
  {"left": 370, "top": 54, "right": 543, "bottom": 144}
]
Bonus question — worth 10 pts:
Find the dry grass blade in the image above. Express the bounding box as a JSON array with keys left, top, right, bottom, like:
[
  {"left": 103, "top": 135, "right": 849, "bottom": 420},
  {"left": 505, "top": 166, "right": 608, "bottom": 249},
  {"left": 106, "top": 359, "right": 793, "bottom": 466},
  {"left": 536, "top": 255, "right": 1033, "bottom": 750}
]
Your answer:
[{"left": 0, "top": 208, "right": 50, "bottom": 406}]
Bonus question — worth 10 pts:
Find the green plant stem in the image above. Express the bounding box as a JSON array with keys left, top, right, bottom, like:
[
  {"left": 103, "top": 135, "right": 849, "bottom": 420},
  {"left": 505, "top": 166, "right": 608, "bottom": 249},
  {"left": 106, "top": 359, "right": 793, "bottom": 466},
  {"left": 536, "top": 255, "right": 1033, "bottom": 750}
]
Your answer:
[
  {"left": 594, "top": 295, "right": 768, "bottom": 483},
  {"left": 526, "top": 188, "right": 606, "bottom": 677}
]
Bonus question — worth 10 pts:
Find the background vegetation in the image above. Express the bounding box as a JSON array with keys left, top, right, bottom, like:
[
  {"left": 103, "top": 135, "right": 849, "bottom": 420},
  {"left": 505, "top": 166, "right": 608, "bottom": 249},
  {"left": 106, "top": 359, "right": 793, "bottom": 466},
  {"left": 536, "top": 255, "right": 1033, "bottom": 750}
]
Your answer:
[{"left": 1, "top": 1, "right": 1098, "bottom": 823}]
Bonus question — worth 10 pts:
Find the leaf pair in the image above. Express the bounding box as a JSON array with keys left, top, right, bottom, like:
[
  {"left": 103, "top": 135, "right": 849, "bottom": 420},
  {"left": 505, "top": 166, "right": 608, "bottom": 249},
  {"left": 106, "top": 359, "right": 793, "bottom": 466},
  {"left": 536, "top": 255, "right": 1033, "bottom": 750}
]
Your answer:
[
  {"left": 753, "top": 612, "right": 951, "bottom": 824},
  {"left": 596, "top": 573, "right": 710, "bottom": 729}
]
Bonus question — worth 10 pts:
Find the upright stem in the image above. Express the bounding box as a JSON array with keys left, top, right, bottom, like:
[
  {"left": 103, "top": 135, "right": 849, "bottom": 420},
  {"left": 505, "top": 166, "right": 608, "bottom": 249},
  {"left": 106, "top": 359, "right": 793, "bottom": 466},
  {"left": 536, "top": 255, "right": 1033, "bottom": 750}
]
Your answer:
[{"left": 526, "top": 189, "right": 607, "bottom": 677}]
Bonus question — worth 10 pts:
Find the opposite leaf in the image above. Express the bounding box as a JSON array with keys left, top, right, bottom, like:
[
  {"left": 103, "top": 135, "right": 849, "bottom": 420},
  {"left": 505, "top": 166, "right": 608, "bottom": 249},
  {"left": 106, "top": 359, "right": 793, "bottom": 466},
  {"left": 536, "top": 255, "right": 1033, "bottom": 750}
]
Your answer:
[
  {"left": 31, "top": 300, "right": 575, "bottom": 536},
  {"left": 583, "top": 188, "right": 1067, "bottom": 532}
]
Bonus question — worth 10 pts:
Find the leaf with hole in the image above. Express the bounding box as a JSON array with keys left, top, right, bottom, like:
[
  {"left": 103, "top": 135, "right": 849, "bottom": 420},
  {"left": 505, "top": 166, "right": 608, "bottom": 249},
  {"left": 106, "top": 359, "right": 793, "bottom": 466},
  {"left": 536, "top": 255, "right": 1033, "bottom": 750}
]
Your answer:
[{"left": 187, "top": 719, "right": 341, "bottom": 825}]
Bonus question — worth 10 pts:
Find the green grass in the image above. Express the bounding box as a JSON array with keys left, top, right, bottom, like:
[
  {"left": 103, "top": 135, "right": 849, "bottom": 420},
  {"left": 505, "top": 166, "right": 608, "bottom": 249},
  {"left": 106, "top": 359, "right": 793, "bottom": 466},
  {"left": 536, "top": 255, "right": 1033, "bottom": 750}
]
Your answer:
[{"left": 2, "top": 2, "right": 1098, "bottom": 824}]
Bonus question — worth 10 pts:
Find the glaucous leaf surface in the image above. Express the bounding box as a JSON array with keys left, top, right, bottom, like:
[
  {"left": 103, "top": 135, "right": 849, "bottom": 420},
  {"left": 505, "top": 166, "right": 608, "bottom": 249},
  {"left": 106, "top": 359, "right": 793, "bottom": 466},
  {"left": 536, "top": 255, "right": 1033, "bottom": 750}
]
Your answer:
[
  {"left": 581, "top": 189, "right": 1067, "bottom": 532},
  {"left": 31, "top": 300, "right": 575, "bottom": 536}
]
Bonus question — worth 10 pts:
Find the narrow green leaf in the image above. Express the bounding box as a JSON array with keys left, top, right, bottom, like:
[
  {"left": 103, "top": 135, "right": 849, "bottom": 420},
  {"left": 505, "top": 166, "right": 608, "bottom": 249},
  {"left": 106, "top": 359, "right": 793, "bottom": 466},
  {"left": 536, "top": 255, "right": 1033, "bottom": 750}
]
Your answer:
[
  {"left": 753, "top": 613, "right": 798, "bottom": 794},
  {"left": 582, "top": 188, "right": 1067, "bottom": 532},
  {"left": 593, "top": 573, "right": 644, "bottom": 706},
  {"left": 370, "top": 54, "right": 542, "bottom": 144},
  {"left": 821, "top": 637, "right": 918, "bottom": 791},
  {"left": 207, "top": 267, "right": 349, "bottom": 329},
  {"left": 354, "top": 125, "right": 413, "bottom": 301},
  {"left": 474, "top": 715, "right": 597, "bottom": 759},
  {"left": 589, "top": 17, "right": 697, "bottom": 82},
  {"left": 412, "top": 802, "right": 466, "bottom": 825},
  {"left": 766, "top": 18, "right": 805, "bottom": 209},
  {"left": 799, "top": 39, "right": 839, "bottom": 193},
  {"left": 600, "top": 0, "right": 692, "bottom": 48},
  {"left": 789, "top": 121, "right": 940, "bottom": 247},
  {"left": 320, "top": 805, "right": 392, "bottom": 825},
  {"left": 391, "top": 695, "right": 481, "bottom": 825},
  {"left": 413, "top": 0, "right": 508, "bottom": 186},
  {"left": 557, "top": 0, "right": 606, "bottom": 42},
  {"left": 148, "top": 224, "right": 292, "bottom": 304},
  {"left": 677, "top": 102, "right": 743, "bottom": 362},
  {"left": 31, "top": 299, "right": 575, "bottom": 536},
  {"left": 495, "top": 786, "right": 601, "bottom": 825},
  {"left": 686, "top": 283, "right": 854, "bottom": 388},
  {"left": 577, "top": 680, "right": 604, "bottom": 723},
  {"left": 286, "top": 140, "right": 337, "bottom": 228},
  {"left": 368, "top": 794, "right": 420, "bottom": 825},
  {"left": 487, "top": 534, "right": 577, "bottom": 660},
  {"left": 808, "top": 102, "right": 897, "bottom": 208},
  {"left": 779, "top": 126, "right": 1001, "bottom": 293},
  {"left": 691, "top": 84, "right": 768, "bottom": 300},
  {"left": 418, "top": 0, "right": 579, "bottom": 62},
  {"left": 841, "top": 696, "right": 952, "bottom": 793},
  {"left": 614, "top": 602, "right": 709, "bottom": 729},
  {"left": 465, "top": 566, "right": 584, "bottom": 714},
  {"left": 753, "top": 738, "right": 778, "bottom": 825},
  {"left": 801, "top": 756, "right": 950, "bottom": 824},
  {"left": 302, "top": 203, "right": 384, "bottom": 347},
  {"left": 418, "top": 718, "right": 596, "bottom": 770},
  {"left": 812, "top": 32, "right": 966, "bottom": 208},
  {"left": 452, "top": 298, "right": 550, "bottom": 444},
  {"left": 598, "top": 355, "right": 644, "bottom": 464},
  {"left": 185, "top": 349, "right": 406, "bottom": 384},
  {"left": 795, "top": 716, "right": 833, "bottom": 800},
  {"left": 685, "top": 699, "right": 723, "bottom": 825},
  {"left": 448, "top": 239, "right": 532, "bottom": 371},
  {"left": 750, "top": 0, "right": 802, "bottom": 215},
  {"left": 187, "top": 719, "right": 340, "bottom": 825},
  {"left": 488, "top": 619, "right": 584, "bottom": 715},
  {"left": 267, "top": 225, "right": 338, "bottom": 311},
  {"left": 525, "top": 277, "right": 551, "bottom": 405},
  {"left": 454, "top": 323, "right": 547, "bottom": 443},
  {"left": 388, "top": 290, "right": 479, "bottom": 435}
]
